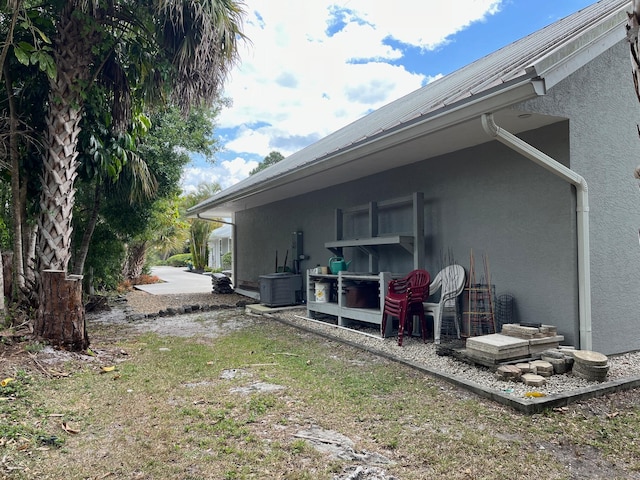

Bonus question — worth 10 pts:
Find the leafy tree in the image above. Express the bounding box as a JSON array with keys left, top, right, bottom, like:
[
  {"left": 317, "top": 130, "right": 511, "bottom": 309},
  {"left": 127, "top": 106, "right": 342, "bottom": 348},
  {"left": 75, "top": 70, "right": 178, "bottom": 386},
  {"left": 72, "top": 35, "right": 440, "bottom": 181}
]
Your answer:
[
  {"left": 249, "top": 151, "right": 284, "bottom": 175},
  {"left": 27, "top": 0, "right": 246, "bottom": 350},
  {"left": 0, "top": 1, "right": 53, "bottom": 303},
  {"left": 145, "top": 195, "right": 190, "bottom": 263},
  {"left": 74, "top": 104, "right": 221, "bottom": 286}
]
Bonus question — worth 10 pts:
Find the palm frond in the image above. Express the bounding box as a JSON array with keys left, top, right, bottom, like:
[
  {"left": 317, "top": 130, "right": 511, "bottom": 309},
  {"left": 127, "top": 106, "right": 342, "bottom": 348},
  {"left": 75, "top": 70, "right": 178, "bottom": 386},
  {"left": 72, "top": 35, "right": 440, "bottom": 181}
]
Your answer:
[
  {"left": 156, "top": 0, "right": 248, "bottom": 113},
  {"left": 122, "top": 151, "right": 158, "bottom": 203}
]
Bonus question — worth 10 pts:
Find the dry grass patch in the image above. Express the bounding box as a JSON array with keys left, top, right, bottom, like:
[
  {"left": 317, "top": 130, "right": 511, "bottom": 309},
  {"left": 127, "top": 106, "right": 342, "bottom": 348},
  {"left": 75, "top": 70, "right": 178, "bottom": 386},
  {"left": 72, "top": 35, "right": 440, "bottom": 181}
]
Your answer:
[{"left": 1, "top": 314, "right": 640, "bottom": 479}]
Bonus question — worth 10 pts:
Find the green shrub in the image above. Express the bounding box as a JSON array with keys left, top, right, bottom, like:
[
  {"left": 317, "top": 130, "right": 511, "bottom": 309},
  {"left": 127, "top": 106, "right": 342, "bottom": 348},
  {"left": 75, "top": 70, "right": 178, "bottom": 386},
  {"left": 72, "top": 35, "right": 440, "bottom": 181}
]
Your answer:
[
  {"left": 166, "top": 253, "right": 192, "bottom": 267},
  {"left": 222, "top": 251, "right": 232, "bottom": 270}
]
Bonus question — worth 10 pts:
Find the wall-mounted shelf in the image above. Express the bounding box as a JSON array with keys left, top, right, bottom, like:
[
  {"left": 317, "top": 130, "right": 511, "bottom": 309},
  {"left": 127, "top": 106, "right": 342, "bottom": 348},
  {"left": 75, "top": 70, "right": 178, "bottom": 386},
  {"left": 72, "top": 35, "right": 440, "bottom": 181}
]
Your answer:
[
  {"left": 325, "top": 235, "right": 414, "bottom": 255},
  {"left": 325, "top": 192, "right": 424, "bottom": 271}
]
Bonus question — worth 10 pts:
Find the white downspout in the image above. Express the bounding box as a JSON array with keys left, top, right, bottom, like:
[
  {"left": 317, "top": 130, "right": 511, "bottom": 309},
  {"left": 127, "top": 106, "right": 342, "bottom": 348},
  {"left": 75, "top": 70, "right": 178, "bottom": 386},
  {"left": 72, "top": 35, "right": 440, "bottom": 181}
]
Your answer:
[{"left": 481, "top": 113, "right": 592, "bottom": 350}]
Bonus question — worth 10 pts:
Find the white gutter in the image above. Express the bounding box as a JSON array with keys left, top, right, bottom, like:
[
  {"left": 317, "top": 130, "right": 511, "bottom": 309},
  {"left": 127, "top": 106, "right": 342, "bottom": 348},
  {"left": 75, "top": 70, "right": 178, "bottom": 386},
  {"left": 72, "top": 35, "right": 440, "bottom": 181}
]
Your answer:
[{"left": 481, "top": 113, "right": 592, "bottom": 350}]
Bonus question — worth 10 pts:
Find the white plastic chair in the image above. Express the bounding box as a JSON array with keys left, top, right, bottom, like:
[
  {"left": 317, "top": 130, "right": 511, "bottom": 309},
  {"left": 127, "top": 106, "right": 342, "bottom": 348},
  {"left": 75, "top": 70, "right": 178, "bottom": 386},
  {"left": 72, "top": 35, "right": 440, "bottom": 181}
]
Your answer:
[{"left": 423, "top": 265, "right": 466, "bottom": 344}]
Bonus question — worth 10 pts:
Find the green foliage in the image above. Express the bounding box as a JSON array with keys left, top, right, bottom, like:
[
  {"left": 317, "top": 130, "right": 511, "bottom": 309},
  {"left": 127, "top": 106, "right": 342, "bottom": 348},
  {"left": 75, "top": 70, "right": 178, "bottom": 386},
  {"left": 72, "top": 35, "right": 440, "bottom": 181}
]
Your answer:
[
  {"left": 0, "top": 217, "right": 10, "bottom": 250},
  {"left": 11, "top": 7, "right": 57, "bottom": 80},
  {"left": 81, "top": 223, "right": 127, "bottom": 290},
  {"left": 179, "top": 182, "right": 222, "bottom": 271},
  {"left": 166, "top": 253, "right": 192, "bottom": 267},
  {"left": 249, "top": 151, "right": 284, "bottom": 175},
  {"left": 147, "top": 195, "right": 190, "bottom": 261},
  {"left": 24, "top": 341, "right": 45, "bottom": 353},
  {"left": 221, "top": 251, "right": 232, "bottom": 270},
  {"left": 189, "top": 219, "right": 213, "bottom": 271}
]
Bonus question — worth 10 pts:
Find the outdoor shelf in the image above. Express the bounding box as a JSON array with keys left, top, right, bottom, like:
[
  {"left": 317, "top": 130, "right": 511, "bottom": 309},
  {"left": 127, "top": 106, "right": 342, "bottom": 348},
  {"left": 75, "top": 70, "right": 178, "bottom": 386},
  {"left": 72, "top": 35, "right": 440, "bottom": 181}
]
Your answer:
[
  {"left": 307, "top": 271, "right": 397, "bottom": 336},
  {"left": 326, "top": 192, "right": 424, "bottom": 272},
  {"left": 325, "top": 235, "right": 414, "bottom": 255}
]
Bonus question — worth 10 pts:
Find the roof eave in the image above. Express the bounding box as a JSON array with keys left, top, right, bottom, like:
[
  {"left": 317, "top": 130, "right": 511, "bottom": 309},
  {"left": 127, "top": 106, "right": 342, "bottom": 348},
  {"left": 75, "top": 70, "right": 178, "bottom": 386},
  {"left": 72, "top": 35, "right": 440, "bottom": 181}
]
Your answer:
[
  {"left": 187, "top": 77, "right": 545, "bottom": 218},
  {"left": 533, "top": 5, "right": 628, "bottom": 89}
]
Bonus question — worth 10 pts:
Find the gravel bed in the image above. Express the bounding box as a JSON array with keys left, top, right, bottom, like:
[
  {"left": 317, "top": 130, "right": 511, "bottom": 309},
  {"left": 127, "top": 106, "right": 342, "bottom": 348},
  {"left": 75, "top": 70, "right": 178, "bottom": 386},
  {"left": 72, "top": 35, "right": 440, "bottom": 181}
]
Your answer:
[{"left": 269, "top": 308, "right": 640, "bottom": 400}]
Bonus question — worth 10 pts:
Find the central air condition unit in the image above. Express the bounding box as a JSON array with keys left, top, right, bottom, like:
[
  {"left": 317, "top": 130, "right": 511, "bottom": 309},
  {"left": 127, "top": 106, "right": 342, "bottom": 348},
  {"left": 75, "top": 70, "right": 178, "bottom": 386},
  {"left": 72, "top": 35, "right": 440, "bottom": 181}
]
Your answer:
[{"left": 259, "top": 273, "right": 303, "bottom": 307}]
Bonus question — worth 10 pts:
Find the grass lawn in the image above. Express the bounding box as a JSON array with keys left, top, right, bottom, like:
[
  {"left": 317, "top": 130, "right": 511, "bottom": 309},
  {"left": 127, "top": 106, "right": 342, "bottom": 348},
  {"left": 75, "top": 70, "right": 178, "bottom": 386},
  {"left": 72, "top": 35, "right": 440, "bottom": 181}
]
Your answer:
[{"left": 1, "top": 313, "right": 640, "bottom": 479}]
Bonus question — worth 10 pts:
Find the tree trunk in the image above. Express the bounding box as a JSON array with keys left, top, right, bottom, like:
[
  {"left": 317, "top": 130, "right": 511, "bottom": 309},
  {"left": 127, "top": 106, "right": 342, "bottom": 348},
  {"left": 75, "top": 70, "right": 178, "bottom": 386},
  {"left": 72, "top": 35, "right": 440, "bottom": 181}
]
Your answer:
[
  {"left": 23, "top": 223, "right": 37, "bottom": 287},
  {"left": 2, "top": 252, "right": 12, "bottom": 300},
  {"left": 36, "top": 3, "right": 97, "bottom": 350},
  {"left": 34, "top": 270, "right": 88, "bottom": 350},
  {"left": 4, "top": 63, "right": 25, "bottom": 299},
  {"left": 0, "top": 250, "right": 5, "bottom": 315},
  {"left": 73, "top": 180, "right": 102, "bottom": 276},
  {"left": 123, "top": 241, "right": 147, "bottom": 281}
]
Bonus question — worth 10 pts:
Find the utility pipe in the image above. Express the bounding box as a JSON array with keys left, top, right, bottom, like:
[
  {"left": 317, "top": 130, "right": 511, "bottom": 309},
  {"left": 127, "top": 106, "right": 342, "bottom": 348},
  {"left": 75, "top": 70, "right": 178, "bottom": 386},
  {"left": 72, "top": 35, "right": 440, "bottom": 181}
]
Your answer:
[{"left": 481, "top": 113, "right": 592, "bottom": 350}]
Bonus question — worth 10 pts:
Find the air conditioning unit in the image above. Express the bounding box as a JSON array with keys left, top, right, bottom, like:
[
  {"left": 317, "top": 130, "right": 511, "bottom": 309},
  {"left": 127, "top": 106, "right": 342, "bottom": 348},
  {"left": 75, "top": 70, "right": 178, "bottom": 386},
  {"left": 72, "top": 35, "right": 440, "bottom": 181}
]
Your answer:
[{"left": 259, "top": 273, "right": 302, "bottom": 307}]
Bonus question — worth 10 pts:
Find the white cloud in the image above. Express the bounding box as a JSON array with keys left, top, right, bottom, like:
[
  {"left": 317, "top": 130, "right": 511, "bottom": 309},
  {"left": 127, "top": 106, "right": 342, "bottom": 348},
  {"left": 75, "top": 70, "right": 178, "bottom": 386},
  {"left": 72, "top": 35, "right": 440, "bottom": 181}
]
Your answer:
[
  {"left": 181, "top": 157, "right": 259, "bottom": 193},
  {"left": 186, "top": 0, "right": 503, "bottom": 193}
]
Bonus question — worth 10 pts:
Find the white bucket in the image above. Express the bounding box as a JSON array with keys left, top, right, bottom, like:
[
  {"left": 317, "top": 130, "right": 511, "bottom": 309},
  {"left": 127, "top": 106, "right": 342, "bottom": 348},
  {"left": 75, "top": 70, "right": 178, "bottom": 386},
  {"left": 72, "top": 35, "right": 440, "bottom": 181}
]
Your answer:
[{"left": 315, "top": 282, "right": 329, "bottom": 303}]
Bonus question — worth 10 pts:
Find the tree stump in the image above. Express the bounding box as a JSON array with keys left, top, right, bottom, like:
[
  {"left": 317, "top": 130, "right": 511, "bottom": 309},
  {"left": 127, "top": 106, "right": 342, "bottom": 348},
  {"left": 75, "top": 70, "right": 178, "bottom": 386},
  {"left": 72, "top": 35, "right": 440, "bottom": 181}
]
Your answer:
[
  {"left": 2, "top": 252, "right": 12, "bottom": 299},
  {"left": 35, "top": 270, "right": 89, "bottom": 351}
]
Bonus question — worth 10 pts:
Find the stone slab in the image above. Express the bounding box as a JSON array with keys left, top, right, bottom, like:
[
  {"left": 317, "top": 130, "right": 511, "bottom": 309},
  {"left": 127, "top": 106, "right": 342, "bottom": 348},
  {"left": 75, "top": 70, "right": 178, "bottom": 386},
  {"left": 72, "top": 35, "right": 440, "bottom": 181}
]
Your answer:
[
  {"left": 540, "top": 350, "right": 565, "bottom": 359},
  {"left": 572, "top": 350, "right": 608, "bottom": 367},
  {"left": 466, "top": 346, "right": 530, "bottom": 361},
  {"left": 573, "top": 362, "right": 609, "bottom": 382},
  {"left": 458, "top": 349, "right": 501, "bottom": 367},
  {"left": 461, "top": 349, "right": 528, "bottom": 367},
  {"left": 530, "top": 360, "right": 554, "bottom": 373},
  {"left": 496, "top": 365, "right": 522, "bottom": 380},
  {"left": 540, "top": 325, "right": 558, "bottom": 335},
  {"left": 501, "top": 324, "right": 542, "bottom": 338},
  {"left": 466, "top": 334, "right": 529, "bottom": 354},
  {"left": 515, "top": 362, "right": 536, "bottom": 374},
  {"left": 541, "top": 356, "right": 569, "bottom": 374},
  {"left": 529, "top": 335, "right": 565, "bottom": 346},
  {"left": 521, "top": 373, "right": 546, "bottom": 387}
]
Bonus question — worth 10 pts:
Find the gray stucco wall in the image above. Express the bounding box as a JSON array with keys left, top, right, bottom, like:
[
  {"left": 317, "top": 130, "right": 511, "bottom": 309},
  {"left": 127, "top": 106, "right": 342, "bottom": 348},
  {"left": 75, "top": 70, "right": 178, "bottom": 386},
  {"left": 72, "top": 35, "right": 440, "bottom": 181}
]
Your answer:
[
  {"left": 235, "top": 122, "right": 579, "bottom": 345},
  {"left": 521, "top": 40, "right": 640, "bottom": 354},
  {"left": 234, "top": 40, "right": 640, "bottom": 354}
]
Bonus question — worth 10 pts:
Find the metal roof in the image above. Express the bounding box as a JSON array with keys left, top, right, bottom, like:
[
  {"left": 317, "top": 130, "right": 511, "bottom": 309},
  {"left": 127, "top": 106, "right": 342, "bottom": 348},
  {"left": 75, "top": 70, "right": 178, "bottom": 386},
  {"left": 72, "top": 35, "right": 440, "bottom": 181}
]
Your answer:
[
  {"left": 208, "top": 223, "right": 232, "bottom": 240},
  {"left": 190, "top": 0, "right": 631, "bottom": 219}
]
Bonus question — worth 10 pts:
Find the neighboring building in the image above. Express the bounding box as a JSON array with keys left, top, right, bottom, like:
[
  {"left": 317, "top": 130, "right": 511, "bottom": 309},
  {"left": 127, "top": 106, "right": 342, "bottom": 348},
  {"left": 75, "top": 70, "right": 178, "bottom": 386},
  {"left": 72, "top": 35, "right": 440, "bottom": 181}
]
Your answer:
[
  {"left": 207, "top": 224, "right": 232, "bottom": 270},
  {"left": 189, "top": 0, "right": 640, "bottom": 354}
]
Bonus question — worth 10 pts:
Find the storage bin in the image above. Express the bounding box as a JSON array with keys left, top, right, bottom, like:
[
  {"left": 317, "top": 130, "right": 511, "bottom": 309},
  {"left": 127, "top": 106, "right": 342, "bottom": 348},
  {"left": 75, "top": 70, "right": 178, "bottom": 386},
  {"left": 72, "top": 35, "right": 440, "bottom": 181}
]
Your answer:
[
  {"left": 315, "top": 282, "right": 329, "bottom": 302},
  {"left": 345, "top": 283, "right": 379, "bottom": 308}
]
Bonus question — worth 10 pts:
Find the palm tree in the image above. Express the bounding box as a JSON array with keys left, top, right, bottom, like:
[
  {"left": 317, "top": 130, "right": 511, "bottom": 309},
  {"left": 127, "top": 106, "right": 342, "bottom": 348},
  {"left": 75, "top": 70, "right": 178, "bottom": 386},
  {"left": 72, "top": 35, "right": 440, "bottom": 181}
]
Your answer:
[{"left": 34, "top": 0, "right": 246, "bottom": 350}]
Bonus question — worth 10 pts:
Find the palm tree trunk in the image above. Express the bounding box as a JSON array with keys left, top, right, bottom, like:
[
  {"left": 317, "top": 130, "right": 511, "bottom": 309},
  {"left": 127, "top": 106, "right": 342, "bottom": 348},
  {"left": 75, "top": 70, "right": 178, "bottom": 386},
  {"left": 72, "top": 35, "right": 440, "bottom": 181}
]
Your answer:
[
  {"left": 123, "top": 241, "right": 147, "bottom": 281},
  {"left": 34, "top": 2, "right": 97, "bottom": 351}
]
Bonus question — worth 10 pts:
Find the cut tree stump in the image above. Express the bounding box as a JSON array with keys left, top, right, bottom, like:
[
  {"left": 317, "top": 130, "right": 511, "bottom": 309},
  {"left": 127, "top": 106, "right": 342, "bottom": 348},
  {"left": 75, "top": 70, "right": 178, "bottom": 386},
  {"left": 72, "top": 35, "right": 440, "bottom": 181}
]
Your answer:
[{"left": 34, "top": 270, "right": 89, "bottom": 351}]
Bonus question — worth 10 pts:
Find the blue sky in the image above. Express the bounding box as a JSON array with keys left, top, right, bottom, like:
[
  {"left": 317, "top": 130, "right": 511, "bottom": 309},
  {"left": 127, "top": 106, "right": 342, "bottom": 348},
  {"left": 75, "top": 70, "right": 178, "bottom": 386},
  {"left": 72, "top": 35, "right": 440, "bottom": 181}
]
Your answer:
[{"left": 181, "top": 0, "right": 598, "bottom": 193}]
